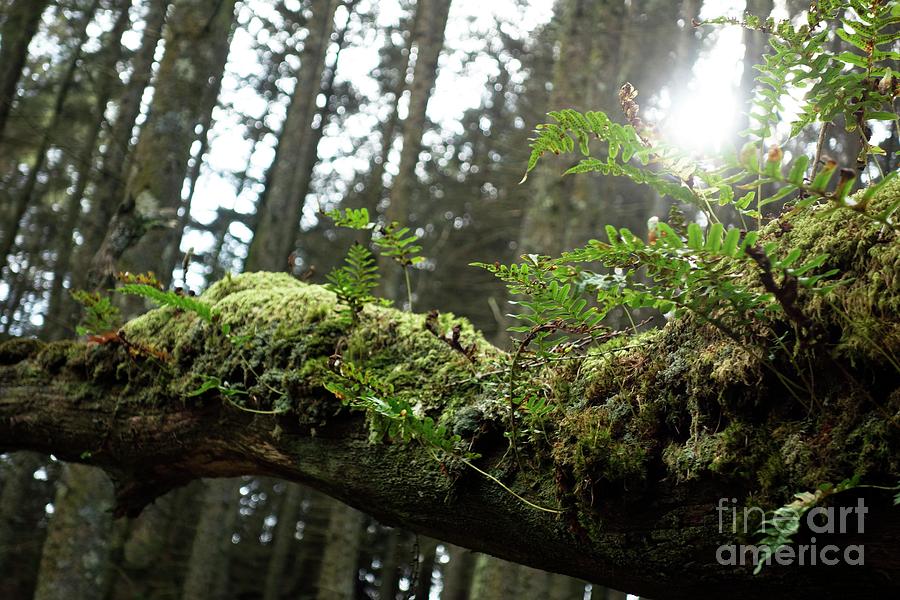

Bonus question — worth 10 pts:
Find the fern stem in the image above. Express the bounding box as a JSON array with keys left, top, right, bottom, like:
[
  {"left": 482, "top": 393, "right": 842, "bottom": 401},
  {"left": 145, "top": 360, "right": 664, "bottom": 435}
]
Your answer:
[
  {"left": 404, "top": 266, "right": 413, "bottom": 311},
  {"left": 461, "top": 457, "right": 562, "bottom": 514}
]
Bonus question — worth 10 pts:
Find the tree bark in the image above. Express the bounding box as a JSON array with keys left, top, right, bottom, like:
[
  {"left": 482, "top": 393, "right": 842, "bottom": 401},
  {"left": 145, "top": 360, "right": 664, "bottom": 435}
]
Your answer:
[
  {"left": 381, "top": 0, "right": 452, "bottom": 301},
  {"left": 0, "top": 0, "right": 102, "bottom": 269},
  {"left": 180, "top": 478, "right": 240, "bottom": 600},
  {"left": 88, "top": 0, "right": 237, "bottom": 290},
  {"left": 1, "top": 179, "right": 899, "bottom": 598},
  {"left": 32, "top": 463, "right": 116, "bottom": 600},
  {"left": 44, "top": 0, "right": 134, "bottom": 339},
  {"left": 244, "top": 0, "right": 339, "bottom": 273},
  {"left": 262, "top": 483, "right": 304, "bottom": 600},
  {"left": 0, "top": 0, "right": 50, "bottom": 142},
  {"left": 315, "top": 500, "right": 364, "bottom": 599},
  {"left": 76, "top": 0, "right": 171, "bottom": 282}
]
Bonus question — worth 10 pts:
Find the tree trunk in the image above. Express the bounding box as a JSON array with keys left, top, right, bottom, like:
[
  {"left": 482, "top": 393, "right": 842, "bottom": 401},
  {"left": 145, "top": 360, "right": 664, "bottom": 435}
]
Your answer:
[
  {"left": 519, "top": 0, "right": 627, "bottom": 257},
  {"left": 32, "top": 464, "right": 116, "bottom": 600},
  {"left": 180, "top": 478, "right": 240, "bottom": 600},
  {"left": 377, "top": 530, "right": 403, "bottom": 600},
  {"left": 382, "top": 0, "right": 452, "bottom": 301},
  {"left": 44, "top": 0, "right": 133, "bottom": 339},
  {"left": 315, "top": 500, "right": 364, "bottom": 599},
  {"left": 0, "top": 0, "right": 102, "bottom": 269},
  {"left": 87, "top": 0, "right": 237, "bottom": 290},
  {"left": 244, "top": 0, "right": 339, "bottom": 273},
  {"left": 739, "top": 0, "right": 775, "bottom": 137},
  {"left": 0, "top": 452, "right": 53, "bottom": 599},
  {"left": 360, "top": 6, "right": 421, "bottom": 217},
  {"left": 0, "top": 0, "right": 50, "bottom": 141},
  {"left": 1, "top": 179, "right": 899, "bottom": 598},
  {"left": 385, "top": 0, "right": 452, "bottom": 225},
  {"left": 440, "top": 544, "right": 476, "bottom": 600},
  {"left": 75, "top": 0, "right": 171, "bottom": 282},
  {"left": 262, "top": 483, "right": 304, "bottom": 600},
  {"left": 469, "top": 555, "right": 518, "bottom": 599}
]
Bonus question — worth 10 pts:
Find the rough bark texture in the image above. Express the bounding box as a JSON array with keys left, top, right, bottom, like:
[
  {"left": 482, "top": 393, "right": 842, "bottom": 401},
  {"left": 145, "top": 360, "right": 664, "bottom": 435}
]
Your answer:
[
  {"left": 76, "top": 0, "right": 171, "bottom": 282},
  {"left": 88, "top": 0, "right": 237, "bottom": 289},
  {"left": 1, "top": 181, "right": 900, "bottom": 598},
  {"left": 32, "top": 464, "right": 116, "bottom": 600}
]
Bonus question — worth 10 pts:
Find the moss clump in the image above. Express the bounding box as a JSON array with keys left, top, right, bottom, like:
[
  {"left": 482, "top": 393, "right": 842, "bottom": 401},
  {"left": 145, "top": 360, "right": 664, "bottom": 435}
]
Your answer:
[
  {"left": 0, "top": 337, "right": 44, "bottom": 365},
  {"left": 550, "top": 180, "right": 900, "bottom": 511}
]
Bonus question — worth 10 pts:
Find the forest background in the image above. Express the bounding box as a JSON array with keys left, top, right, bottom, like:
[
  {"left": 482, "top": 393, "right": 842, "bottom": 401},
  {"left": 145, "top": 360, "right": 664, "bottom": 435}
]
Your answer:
[{"left": 0, "top": 0, "right": 894, "bottom": 598}]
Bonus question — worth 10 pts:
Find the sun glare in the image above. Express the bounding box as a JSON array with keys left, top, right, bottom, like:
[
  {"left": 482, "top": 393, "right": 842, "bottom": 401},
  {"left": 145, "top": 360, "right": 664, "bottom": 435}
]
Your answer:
[{"left": 659, "top": 0, "right": 748, "bottom": 154}]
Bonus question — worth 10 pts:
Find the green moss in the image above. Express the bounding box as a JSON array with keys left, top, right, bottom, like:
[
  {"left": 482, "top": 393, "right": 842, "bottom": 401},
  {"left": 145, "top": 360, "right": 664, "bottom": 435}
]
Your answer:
[{"left": 0, "top": 337, "right": 44, "bottom": 365}]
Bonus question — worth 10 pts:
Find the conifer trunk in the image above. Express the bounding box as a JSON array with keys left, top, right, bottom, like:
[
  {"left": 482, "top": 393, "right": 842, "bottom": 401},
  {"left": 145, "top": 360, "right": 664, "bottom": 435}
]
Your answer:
[
  {"left": 244, "top": 0, "right": 338, "bottom": 273},
  {"left": 32, "top": 464, "right": 116, "bottom": 600},
  {"left": 76, "top": 0, "right": 171, "bottom": 281},
  {"left": 88, "top": 0, "right": 237, "bottom": 289},
  {"left": 0, "top": 0, "right": 102, "bottom": 269},
  {"left": 0, "top": 0, "right": 50, "bottom": 141},
  {"left": 44, "top": 0, "right": 133, "bottom": 339}
]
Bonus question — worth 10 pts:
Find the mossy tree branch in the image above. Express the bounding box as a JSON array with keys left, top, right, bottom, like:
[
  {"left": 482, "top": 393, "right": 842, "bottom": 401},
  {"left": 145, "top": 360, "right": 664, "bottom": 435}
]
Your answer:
[{"left": 2, "top": 181, "right": 900, "bottom": 598}]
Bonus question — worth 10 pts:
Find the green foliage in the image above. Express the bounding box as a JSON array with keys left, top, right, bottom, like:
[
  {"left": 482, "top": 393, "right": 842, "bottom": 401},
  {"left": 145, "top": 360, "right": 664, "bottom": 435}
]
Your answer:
[
  {"left": 117, "top": 283, "right": 216, "bottom": 323},
  {"left": 753, "top": 480, "right": 853, "bottom": 574},
  {"left": 325, "top": 243, "right": 382, "bottom": 324},
  {"left": 373, "top": 221, "right": 425, "bottom": 268},
  {"left": 324, "top": 358, "right": 476, "bottom": 459},
  {"left": 325, "top": 208, "right": 425, "bottom": 311},
  {"left": 325, "top": 207, "right": 372, "bottom": 230},
  {"left": 473, "top": 254, "right": 605, "bottom": 356},
  {"left": 704, "top": 0, "right": 899, "bottom": 163},
  {"left": 70, "top": 290, "right": 121, "bottom": 336}
]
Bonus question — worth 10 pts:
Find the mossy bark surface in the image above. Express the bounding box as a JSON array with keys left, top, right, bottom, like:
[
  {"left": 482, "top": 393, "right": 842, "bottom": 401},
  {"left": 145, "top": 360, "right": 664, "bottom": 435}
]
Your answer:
[{"left": 2, "top": 182, "right": 900, "bottom": 598}]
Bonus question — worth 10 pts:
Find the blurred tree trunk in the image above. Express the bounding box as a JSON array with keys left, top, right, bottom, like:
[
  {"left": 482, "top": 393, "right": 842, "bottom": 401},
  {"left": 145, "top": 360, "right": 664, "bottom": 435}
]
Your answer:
[
  {"left": 75, "top": 0, "right": 171, "bottom": 282},
  {"left": 262, "top": 484, "right": 304, "bottom": 600},
  {"left": 519, "top": 0, "right": 626, "bottom": 257},
  {"left": 546, "top": 573, "right": 589, "bottom": 599},
  {"left": 180, "top": 479, "right": 240, "bottom": 600},
  {"left": 0, "top": 452, "right": 51, "bottom": 598},
  {"left": 381, "top": 0, "right": 452, "bottom": 301},
  {"left": 440, "top": 544, "right": 476, "bottom": 600},
  {"left": 469, "top": 554, "right": 518, "bottom": 599},
  {"left": 244, "top": 0, "right": 338, "bottom": 273},
  {"left": 44, "top": 0, "right": 133, "bottom": 339},
  {"left": 413, "top": 537, "right": 439, "bottom": 598},
  {"left": 0, "top": 0, "right": 101, "bottom": 270},
  {"left": 515, "top": 565, "right": 550, "bottom": 597},
  {"left": 32, "top": 464, "right": 115, "bottom": 600},
  {"left": 88, "top": 0, "right": 237, "bottom": 290},
  {"left": 386, "top": 0, "right": 452, "bottom": 225},
  {"left": 361, "top": 7, "right": 421, "bottom": 217},
  {"left": 315, "top": 500, "right": 364, "bottom": 599},
  {"left": 105, "top": 482, "right": 204, "bottom": 600},
  {"left": 377, "top": 530, "right": 405, "bottom": 600},
  {"left": 288, "top": 0, "right": 359, "bottom": 259},
  {"left": 286, "top": 490, "right": 330, "bottom": 597},
  {"left": 0, "top": 0, "right": 50, "bottom": 142}
]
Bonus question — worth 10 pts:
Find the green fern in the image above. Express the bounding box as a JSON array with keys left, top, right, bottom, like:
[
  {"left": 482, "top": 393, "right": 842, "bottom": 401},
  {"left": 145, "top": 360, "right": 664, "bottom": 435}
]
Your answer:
[
  {"left": 117, "top": 283, "right": 216, "bottom": 323},
  {"left": 324, "top": 359, "right": 476, "bottom": 459},
  {"left": 71, "top": 290, "right": 121, "bottom": 336},
  {"left": 325, "top": 243, "right": 381, "bottom": 323}
]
